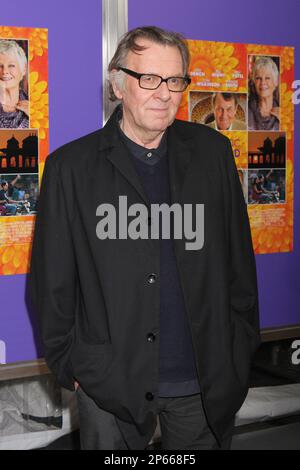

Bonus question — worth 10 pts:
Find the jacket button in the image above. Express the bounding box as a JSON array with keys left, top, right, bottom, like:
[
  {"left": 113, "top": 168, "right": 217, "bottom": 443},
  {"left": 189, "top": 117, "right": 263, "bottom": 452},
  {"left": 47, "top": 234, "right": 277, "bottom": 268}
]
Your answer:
[
  {"left": 148, "top": 273, "right": 157, "bottom": 284},
  {"left": 147, "top": 333, "right": 156, "bottom": 342},
  {"left": 145, "top": 392, "right": 154, "bottom": 401}
]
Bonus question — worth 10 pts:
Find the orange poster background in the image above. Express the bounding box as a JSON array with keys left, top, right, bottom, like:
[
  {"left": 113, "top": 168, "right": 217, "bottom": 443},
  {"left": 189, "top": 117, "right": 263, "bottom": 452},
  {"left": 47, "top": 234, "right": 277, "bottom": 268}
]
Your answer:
[
  {"left": 0, "top": 27, "right": 49, "bottom": 275},
  {"left": 177, "top": 39, "right": 294, "bottom": 255}
]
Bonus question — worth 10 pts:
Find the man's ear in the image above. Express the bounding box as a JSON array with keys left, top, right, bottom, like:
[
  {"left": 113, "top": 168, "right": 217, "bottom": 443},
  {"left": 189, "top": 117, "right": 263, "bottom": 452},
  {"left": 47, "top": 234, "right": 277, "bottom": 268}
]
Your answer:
[{"left": 110, "top": 69, "right": 123, "bottom": 100}]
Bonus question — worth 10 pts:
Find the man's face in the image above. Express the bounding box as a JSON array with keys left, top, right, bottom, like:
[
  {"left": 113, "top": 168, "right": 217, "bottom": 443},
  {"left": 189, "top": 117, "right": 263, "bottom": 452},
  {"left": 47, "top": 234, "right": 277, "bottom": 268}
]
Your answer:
[
  {"left": 2, "top": 183, "right": 8, "bottom": 191},
  {"left": 113, "top": 39, "right": 184, "bottom": 141},
  {"left": 213, "top": 94, "right": 237, "bottom": 130}
]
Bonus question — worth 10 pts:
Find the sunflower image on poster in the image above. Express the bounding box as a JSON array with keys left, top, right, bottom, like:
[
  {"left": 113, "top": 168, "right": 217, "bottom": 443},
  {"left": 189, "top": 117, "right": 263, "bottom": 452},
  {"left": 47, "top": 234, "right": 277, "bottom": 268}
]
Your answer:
[
  {"left": 0, "top": 27, "right": 49, "bottom": 275},
  {"left": 177, "top": 39, "right": 294, "bottom": 254}
]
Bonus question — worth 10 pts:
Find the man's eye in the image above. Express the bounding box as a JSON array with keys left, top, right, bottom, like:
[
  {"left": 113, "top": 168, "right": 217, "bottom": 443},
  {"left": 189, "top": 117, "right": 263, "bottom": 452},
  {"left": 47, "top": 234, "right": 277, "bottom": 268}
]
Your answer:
[{"left": 143, "top": 75, "right": 156, "bottom": 82}]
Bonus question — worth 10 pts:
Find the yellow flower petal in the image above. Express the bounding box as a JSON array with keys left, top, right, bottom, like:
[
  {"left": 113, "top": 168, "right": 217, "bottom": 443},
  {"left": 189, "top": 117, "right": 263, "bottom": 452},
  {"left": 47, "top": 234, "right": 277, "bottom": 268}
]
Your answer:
[
  {"left": 31, "top": 120, "right": 40, "bottom": 128},
  {"left": 30, "top": 91, "right": 42, "bottom": 102},
  {"left": 35, "top": 81, "right": 48, "bottom": 93},
  {"left": 30, "top": 71, "right": 39, "bottom": 85},
  {"left": 35, "top": 47, "right": 44, "bottom": 56},
  {"left": 39, "top": 129, "right": 46, "bottom": 139}
]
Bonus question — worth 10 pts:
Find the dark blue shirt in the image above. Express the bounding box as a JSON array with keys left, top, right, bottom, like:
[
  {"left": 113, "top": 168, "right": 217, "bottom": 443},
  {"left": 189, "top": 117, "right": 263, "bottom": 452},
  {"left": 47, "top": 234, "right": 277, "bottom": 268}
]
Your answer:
[{"left": 118, "top": 119, "right": 200, "bottom": 397}]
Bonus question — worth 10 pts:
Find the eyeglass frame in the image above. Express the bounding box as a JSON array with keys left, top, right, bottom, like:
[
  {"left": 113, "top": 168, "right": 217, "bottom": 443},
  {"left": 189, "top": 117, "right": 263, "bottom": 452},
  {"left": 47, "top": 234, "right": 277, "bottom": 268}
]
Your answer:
[{"left": 117, "top": 67, "right": 191, "bottom": 92}]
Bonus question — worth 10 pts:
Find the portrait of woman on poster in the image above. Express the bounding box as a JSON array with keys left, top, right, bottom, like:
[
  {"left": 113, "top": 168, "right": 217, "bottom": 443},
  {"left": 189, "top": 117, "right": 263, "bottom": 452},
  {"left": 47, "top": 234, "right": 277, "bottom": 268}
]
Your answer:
[
  {"left": 0, "top": 39, "right": 29, "bottom": 128},
  {"left": 248, "top": 56, "right": 280, "bottom": 131}
]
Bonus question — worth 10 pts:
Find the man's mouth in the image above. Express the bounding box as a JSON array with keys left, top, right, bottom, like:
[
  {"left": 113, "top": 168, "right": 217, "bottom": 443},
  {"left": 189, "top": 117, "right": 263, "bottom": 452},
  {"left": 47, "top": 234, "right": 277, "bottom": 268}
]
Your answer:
[
  {"left": 150, "top": 108, "right": 169, "bottom": 112},
  {"left": 0, "top": 77, "right": 12, "bottom": 81}
]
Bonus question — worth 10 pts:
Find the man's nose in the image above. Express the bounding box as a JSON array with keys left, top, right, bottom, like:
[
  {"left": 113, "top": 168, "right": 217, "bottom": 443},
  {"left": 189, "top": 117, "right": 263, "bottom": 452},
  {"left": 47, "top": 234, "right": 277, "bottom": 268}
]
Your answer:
[{"left": 154, "top": 81, "right": 171, "bottom": 100}]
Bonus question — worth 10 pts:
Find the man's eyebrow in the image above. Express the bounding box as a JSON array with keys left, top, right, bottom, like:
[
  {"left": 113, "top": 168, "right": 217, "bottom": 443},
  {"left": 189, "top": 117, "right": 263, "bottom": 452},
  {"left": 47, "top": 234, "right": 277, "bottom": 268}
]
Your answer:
[{"left": 142, "top": 71, "right": 185, "bottom": 76}]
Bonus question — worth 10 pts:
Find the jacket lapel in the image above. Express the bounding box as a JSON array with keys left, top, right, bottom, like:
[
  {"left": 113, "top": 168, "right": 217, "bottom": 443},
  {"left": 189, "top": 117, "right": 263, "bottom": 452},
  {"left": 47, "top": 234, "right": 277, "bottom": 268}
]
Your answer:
[
  {"left": 99, "top": 108, "right": 193, "bottom": 208},
  {"left": 99, "top": 109, "right": 150, "bottom": 208},
  {"left": 167, "top": 123, "right": 196, "bottom": 264},
  {"left": 167, "top": 123, "right": 193, "bottom": 205}
]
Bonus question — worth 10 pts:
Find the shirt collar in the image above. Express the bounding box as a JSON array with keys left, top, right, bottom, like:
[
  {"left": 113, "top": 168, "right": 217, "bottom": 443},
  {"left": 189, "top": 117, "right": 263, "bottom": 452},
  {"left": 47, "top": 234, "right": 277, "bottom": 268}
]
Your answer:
[
  {"left": 116, "top": 106, "right": 167, "bottom": 166},
  {"left": 214, "top": 121, "right": 232, "bottom": 131}
]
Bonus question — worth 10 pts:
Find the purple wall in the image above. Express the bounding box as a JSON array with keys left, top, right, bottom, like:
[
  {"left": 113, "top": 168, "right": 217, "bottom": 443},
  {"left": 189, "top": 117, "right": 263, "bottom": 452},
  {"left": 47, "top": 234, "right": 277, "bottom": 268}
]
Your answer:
[
  {"left": 0, "top": 0, "right": 102, "bottom": 363},
  {"left": 128, "top": 0, "right": 300, "bottom": 330},
  {"left": 1, "top": 0, "right": 299, "bottom": 364}
]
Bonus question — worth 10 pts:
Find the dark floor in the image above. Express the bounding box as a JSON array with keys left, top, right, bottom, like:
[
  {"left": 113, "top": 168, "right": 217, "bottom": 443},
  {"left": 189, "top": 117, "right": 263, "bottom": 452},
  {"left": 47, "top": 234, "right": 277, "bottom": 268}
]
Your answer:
[
  {"left": 231, "top": 421, "right": 300, "bottom": 450},
  {"left": 38, "top": 418, "right": 300, "bottom": 450}
]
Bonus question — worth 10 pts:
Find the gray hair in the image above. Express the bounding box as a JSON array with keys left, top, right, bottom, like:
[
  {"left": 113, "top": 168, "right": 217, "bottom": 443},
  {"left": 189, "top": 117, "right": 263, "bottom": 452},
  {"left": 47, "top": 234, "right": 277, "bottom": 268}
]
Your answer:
[
  {"left": 108, "top": 26, "right": 190, "bottom": 101},
  {"left": 0, "top": 39, "right": 27, "bottom": 76},
  {"left": 252, "top": 56, "right": 279, "bottom": 86}
]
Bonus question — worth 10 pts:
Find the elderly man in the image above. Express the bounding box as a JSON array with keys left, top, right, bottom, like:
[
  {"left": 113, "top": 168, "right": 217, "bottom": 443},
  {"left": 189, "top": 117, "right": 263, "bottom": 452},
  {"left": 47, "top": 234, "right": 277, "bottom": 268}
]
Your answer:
[
  {"left": 207, "top": 92, "right": 246, "bottom": 131},
  {"left": 30, "top": 26, "right": 260, "bottom": 450}
]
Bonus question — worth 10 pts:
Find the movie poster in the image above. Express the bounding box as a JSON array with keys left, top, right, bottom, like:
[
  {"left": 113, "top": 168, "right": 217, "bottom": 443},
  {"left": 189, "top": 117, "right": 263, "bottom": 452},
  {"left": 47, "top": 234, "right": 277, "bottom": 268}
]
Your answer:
[
  {"left": 0, "top": 27, "right": 48, "bottom": 275},
  {"left": 177, "top": 40, "right": 294, "bottom": 254}
]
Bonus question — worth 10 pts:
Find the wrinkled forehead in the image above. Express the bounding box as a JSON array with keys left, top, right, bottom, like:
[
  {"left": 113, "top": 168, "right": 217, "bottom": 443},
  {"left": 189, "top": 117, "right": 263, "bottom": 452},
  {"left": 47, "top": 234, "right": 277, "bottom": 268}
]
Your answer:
[
  {"left": 125, "top": 39, "right": 184, "bottom": 74},
  {"left": 215, "top": 94, "right": 236, "bottom": 108}
]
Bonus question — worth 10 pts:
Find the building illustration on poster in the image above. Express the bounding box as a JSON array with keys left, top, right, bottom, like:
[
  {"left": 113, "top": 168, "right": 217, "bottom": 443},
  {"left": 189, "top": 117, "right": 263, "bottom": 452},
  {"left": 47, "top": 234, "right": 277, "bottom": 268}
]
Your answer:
[
  {"left": 0, "top": 27, "right": 49, "bottom": 276},
  {"left": 177, "top": 40, "right": 294, "bottom": 255}
]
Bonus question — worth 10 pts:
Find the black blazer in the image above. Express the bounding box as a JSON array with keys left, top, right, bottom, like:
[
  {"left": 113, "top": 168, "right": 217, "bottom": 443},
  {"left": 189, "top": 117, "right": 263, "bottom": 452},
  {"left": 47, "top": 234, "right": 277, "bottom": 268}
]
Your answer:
[{"left": 30, "top": 107, "right": 260, "bottom": 448}]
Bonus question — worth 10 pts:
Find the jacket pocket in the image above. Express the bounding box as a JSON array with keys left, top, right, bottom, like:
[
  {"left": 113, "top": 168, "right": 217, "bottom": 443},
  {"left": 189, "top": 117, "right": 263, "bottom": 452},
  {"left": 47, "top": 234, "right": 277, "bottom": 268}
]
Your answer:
[{"left": 70, "top": 341, "right": 113, "bottom": 387}]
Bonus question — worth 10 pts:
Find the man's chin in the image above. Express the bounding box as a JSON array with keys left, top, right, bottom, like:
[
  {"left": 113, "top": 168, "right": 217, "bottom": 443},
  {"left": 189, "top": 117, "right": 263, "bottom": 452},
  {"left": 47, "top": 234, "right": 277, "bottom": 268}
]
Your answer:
[
  {"left": 218, "top": 123, "right": 230, "bottom": 131},
  {"left": 147, "top": 117, "right": 173, "bottom": 131}
]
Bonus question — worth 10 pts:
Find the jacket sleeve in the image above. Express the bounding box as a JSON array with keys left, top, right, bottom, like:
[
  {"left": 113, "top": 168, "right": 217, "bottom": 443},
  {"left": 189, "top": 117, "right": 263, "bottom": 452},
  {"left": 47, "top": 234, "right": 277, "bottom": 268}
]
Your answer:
[
  {"left": 29, "top": 154, "right": 76, "bottom": 390},
  {"left": 224, "top": 137, "right": 261, "bottom": 353}
]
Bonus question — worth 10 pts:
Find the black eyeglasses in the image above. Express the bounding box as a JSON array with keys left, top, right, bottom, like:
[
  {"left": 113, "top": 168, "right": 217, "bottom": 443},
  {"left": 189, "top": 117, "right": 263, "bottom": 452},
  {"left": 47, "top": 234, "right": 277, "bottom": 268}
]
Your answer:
[{"left": 117, "top": 67, "right": 191, "bottom": 92}]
